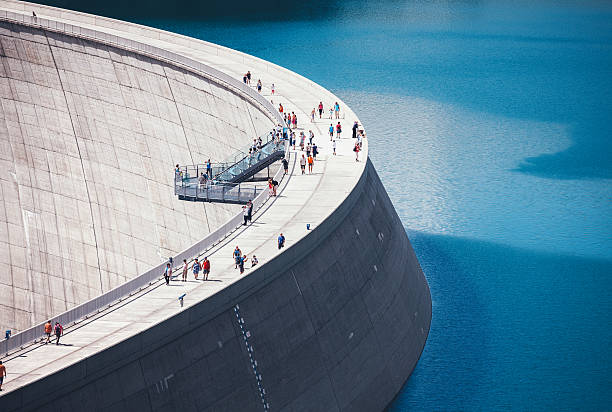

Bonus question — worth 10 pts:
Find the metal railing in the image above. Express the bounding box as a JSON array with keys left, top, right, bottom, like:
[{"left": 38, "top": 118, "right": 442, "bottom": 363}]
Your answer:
[
  {"left": 176, "top": 181, "right": 263, "bottom": 204},
  {"left": 0, "top": 11, "right": 289, "bottom": 356}
]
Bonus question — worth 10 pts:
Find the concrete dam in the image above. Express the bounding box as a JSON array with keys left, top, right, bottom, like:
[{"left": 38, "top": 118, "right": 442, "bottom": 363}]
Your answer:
[{"left": 0, "top": 1, "right": 432, "bottom": 410}]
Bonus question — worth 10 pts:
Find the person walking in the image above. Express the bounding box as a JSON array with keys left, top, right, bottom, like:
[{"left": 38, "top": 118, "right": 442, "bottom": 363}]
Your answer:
[
  {"left": 279, "top": 103, "right": 283, "bottom": 114},
  {"left": 271, "top": 83, "right": 275, "bottom": 95},
  {"left": 0, "top": 360, "right": 6, "bottom": 391},
  {"left": 282, "top": 157, "right": 289, "bottom": 175},
  {"left": 182, "top": 259, "right": 188, "bottom": 282},
  {"left": 300, "top": 154, "right": 306, "bottom": 174},
  {"left": 202, "top": 257, "right": 210, "bottom": 281},
  {"left": 206, "top": 159, "right": 212, "bottom": 179},
  {"left": 334, "top": 102, "right": 340, "bottom": 119},
  {"left": 54, "top": 322, "right": 63, "bottom": 345},
  {"left": 352, "top": 121, "right": 359, "bottom": 139},
  {"left": 329, "top": 107, "right": 333, "bottom": 119},
  {"left": 354, "top": 142, "right": 361, "bottom": 161},
  {"left": 309, "top": 130, "right": 314, "bottom": 144},
  {"left": 233, "top": 246, "right": 242, "bottom": 269},
  {"left": 164, "top": 263, "right": 172, "bottom": 285},
  {"left": 312, "top": 143, "right": 318, "bottom": 159},
  {"left": 44, "top": 320, "right": 52, "bottom": 344},
  {"left": 192, "top": 258, "right": 201, "bottom": 280},
  {"left": 311, "top": 108, "right": 315, "bottom": 122},
  {"left": 329, "top": 124, "right": 334, "bottom": 140},
  {"left": 333, "top": 139, "right": 337, "bottom": 155},
  {"left": 308, "top": 154, "right": 314, "bottom": 174},
  {"left": 318, "top": 101, "right": 324, "bottom": 118},
  {"left": 278, "top": 233, "right": 285, "bottom": 249},
  {"left": 336, "top": 122, "right": 342, "bottom": 139},
  {"left": 257, "top": 79, "right": 262, "bottom": 93},
  {"left": 299, "top": 131, "right": 305, "bottom": 151},
  {"left": 246, "top": 70, "right": 251, "bottom": 84}
]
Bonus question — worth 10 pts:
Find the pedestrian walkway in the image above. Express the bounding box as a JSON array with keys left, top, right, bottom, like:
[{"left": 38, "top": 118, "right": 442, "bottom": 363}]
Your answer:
[{"left": 0, "top": 2, "right": 368, "bottom": 395}]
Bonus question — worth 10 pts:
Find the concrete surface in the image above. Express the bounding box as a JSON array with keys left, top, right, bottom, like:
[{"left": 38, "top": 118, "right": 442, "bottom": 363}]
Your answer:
[
  {"left": 0, "top": 18, "right": 274, "bottom": 333},
  {"left": 0, "top": 1, "right": 432, "bottom": 410}
]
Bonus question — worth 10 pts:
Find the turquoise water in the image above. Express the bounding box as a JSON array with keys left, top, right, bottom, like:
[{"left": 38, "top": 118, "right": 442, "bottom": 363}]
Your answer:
[
  {"left": 44, "top": 0, "right": 611, "bottom": 409},
  {"left": 136, "top": 1, "right": 612, "bottom": 410}
]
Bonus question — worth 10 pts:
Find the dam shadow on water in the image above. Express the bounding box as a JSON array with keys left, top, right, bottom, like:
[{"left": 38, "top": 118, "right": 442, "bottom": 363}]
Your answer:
[{"left": 390, "top": 229, "right": 612, "bottom": 411}]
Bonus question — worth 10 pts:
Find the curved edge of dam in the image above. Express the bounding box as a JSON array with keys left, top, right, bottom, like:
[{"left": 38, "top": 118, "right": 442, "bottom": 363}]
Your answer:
[
  {"left": 2, "top": 159, "right": 431, "bottom": 411},
  {"left": 0, "top": 1, "right": 432, "bottom": 410}
]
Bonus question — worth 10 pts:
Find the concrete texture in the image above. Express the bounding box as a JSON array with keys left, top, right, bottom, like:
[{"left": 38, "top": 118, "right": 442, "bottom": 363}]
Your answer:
[
  {"left": 0, "top": 160, "right": 431, "bottom": 412},
  {"left": 0, "top": 20, "right": 275, "bottom": 333},
  {"left": 0, "top": 1, "right": 432, "bottom": 410}
]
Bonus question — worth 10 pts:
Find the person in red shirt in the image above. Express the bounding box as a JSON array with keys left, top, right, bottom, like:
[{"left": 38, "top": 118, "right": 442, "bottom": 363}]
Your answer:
[
  {"left": 0, "top": 360, "right": 6, "bottom": 391},
  {"left": 44, "top": 320, "right": 52, "bottom": 344},
  {"left": 318, "top": 101, "right": 324, "bottom": 118},
  {"left": 202, "top": 257, "right": 211, "bottom": 281}
]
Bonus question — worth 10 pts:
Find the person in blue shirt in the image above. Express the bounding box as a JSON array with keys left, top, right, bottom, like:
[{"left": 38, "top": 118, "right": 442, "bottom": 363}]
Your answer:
[
  {"left": 233, "top": 246, "right": 242, "bottom": 269},
  {"left": 192, "top": 258, "right": 201, "bottom": 280},
  {"left": 278, "top": 233, "right": 285, "bottom": 250}
]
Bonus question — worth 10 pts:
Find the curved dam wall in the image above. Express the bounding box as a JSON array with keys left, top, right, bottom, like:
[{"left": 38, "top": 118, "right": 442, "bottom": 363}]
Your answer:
[
  {"left": 0, "top": 20, "right": 275, "bottom": 333},
  {"left": 1, "top": 159, "right": 431, "bottom": 411}
]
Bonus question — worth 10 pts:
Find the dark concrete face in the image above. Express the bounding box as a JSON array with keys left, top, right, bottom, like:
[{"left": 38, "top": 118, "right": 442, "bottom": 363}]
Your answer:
[{"left": 1, "top": 160, "right": 431, "bottom": 412}]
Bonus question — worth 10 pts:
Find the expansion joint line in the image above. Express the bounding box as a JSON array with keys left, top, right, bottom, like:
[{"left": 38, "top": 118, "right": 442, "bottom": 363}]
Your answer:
[{"left": 233, "top": 304, "right": 270, "bottom": 411}]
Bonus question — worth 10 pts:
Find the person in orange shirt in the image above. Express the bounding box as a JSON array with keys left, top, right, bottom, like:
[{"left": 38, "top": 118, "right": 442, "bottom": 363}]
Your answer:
[
  {"left": 307, "top": 155, "right": 314, "bottom": 173},
  {"left": 0, "top": 360, "right": 6, "bottom": 391},
  {"left": 44, "top": 320, "right": 52, "bottom": 344}
]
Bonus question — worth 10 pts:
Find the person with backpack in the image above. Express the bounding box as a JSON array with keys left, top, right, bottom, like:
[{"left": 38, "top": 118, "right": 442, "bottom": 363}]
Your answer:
[
  {"left": 336, "top": 122, "right": 342, "bottom": 138},
  {"left": 282, "top": 157, "right": 289, "bottom": 175},
  {"left": 233, "top": 246, "right": 242, "bottom": 269},
  {"left": 54, "top": 322, "right": 63, "bottom": 345},
  {"left": 312, "top": 143, "right": 318, "bottom": 160},
  {"left": 44, "top": 320, "right": 52, "bottom": 344}
]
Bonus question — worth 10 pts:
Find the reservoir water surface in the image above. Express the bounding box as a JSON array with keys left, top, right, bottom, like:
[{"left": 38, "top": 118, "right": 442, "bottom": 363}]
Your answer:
[
  {"left": 39, "top": 0, "right": 611, "bottom": 409},
  {"left": 137, "top": 1, "right": 612, "bottom": 410}
]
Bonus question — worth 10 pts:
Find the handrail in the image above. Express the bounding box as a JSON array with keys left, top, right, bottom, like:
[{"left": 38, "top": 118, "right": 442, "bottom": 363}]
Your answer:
[{"left": 0, "top": 11, "right": 288, "bottom": 356}]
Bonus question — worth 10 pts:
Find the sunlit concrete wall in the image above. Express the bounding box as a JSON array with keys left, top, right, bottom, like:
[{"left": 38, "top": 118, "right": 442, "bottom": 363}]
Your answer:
[{"left": 0, "top": 21, "right": 275, "bottom": 333}]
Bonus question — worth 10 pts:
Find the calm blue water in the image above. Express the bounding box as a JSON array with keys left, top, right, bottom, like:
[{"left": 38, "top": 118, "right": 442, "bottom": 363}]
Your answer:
[
  {"left": 132, "top": 0, "right": 612, "bottom": 409},
  {"left": 133, "top": 1, "right": 612, "bottom": 410}
]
